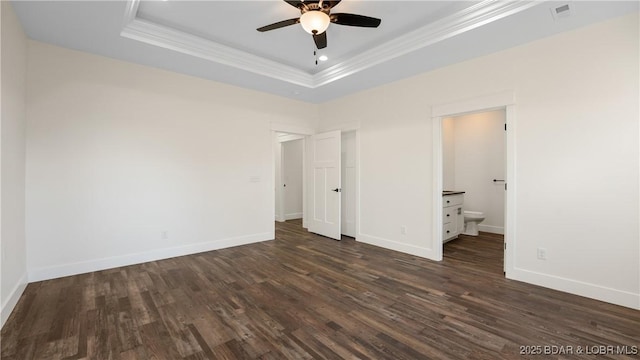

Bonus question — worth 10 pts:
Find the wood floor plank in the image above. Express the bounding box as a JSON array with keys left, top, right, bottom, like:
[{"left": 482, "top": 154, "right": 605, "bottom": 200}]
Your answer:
[{"left": 2, "top": 220, "right": 639, "bottom": 359}]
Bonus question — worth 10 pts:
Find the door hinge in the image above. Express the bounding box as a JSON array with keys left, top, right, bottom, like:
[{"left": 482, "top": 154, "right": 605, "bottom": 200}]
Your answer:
[
  {"left": 504, "top": 123, "right": 507, "bottom": 131},
  {"left": 504, "top": 243, "right": 507, "bottom": 250},
  {"left": 504, "top": 183, "right": 507, "bottom": 191}
]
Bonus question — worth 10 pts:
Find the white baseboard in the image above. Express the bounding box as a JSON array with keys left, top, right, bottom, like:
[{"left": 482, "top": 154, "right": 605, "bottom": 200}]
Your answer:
[
  {"left": 284, "top": 212, "right": 303, "bottom": 220},
  {"left": 358, "top": 233, "right": 438, "bottom": 260},
  {"left": 1, "top": 272, "right": 28, "bottom": 328},
  {"left": 478, "top": 224, "right": 504, "bottom": 234},
  {"left": 508, "top": 267, "right": 640, "bottom": 310},
  {"left": 275, "top": 215, "right": 285, "bottom": 222},
  {"left": 28, "top": 232, "right": 273, "bottom": 282}
]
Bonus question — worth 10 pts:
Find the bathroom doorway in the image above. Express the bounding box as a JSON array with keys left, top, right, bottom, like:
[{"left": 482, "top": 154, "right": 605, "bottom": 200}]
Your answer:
[
  {"left": 431, "top": 91, "right": 516, "bottom": 276},
  {"left": 442, "top": 110, "right": 506, "bottom": 273},
  {"left": 443, "top": 110, "right": 506, "bottom": 235}
]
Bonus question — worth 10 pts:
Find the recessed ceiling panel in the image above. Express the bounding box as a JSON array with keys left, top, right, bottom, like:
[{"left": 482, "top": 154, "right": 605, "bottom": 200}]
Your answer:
[
  {"left": 11, "top": 0, "right": 639, "bottom": 103},
  {"left": 136, "top": 1, "right": 471, "bottom": 73}
]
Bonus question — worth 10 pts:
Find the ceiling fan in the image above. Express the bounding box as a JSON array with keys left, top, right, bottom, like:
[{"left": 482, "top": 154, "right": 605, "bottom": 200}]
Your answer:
[{"left": 257, "top": 0, "right": 382, "bottom": 49}]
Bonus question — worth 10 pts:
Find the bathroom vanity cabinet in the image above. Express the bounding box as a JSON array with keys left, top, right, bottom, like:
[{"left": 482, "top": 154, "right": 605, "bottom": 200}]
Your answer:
[{"left": 443, "top": 192, "right": 464, "bottom": 242}]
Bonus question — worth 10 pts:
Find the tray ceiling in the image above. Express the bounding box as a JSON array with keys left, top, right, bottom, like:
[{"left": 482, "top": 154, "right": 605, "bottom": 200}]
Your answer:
[{"left": 11, "top": 1, "right": 639, "bottom": 103}]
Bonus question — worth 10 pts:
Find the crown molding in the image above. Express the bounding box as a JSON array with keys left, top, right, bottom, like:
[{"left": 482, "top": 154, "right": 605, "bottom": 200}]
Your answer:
[
  {"left": 121, "top": 17, "right": 314, "bottom": 88},
  {"left": 121, "top": 0, "right": 542, "bottom": 89},
  {"left": 314, "top": 0, "right": 543, "bottom": 86}
]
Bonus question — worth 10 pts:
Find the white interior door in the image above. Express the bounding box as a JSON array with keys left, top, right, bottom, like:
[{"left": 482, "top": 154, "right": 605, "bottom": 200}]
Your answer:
[{"left": 309, "top": 130, "right": 341, "bottom": 240}]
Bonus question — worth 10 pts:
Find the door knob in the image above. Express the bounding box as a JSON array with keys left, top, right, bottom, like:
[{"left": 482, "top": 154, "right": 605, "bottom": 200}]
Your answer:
[{"left": 332, "top": 188, "right": 341, "bottom": 192}]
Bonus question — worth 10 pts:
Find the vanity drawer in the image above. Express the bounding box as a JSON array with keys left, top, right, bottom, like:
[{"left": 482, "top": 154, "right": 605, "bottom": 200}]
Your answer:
[
  {"left": 443, "top": 222, "right": 456, "bottom": 241},
  {"left": 443, "top": 194, "right": 463, "bottom": 207},
  {"left": 443, "top": 206, "right": 456, "bottom": 224}
]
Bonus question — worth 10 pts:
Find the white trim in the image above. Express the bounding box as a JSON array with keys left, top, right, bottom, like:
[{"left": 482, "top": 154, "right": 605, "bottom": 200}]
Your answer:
[
  {"left": 271, "top": 122, "right": 315, "bottom": 136},
  {"left": 301, "top": 136, "right": 308, "bottom": 229},
  {"left": 354, "top": 130, "right": 361, "bottom": 240},
  {"left": 278, "top": 134, "right": 305, "bottom": 143},
  {"left": 121, "top": 0, "right": 139, "bottom": 27},
  {"left": 504, "top": 105, "right": 517, "bottom": 275},
  {"left": 432, "top": 115, "right": 444, "bottom": 262},
  {"left": 314, "top": 1, "right": 541, "bottom": 87},
  {"left": 509, "top": 267, "right": 640, "bottom": 310},
  {"left": 1, "top": 273, "right": 28, "bottom": 327},
  {"left": 319, "top": 121, "right": 361, "bottom": 133},
  {"left": 28, "top": 232, "right": 273, "bottom": 282},
  {"left": 478, "top": 224, "right": 505, "bottom": 235},
  {"left": 284, "top": 212, "right": 303, "bottom": 220},
  {"left": 432, "top": 90, "right": 516, "bottom": 118},
  {"left": 358, "top": 233, "right": 437, "bottom": 259},
  {"left": 275, "top": 137, "right": 285, "bottom": 223},
  {"left": 121, "top": 18, "right": 314, "bottom": 88},
  {"left": 121, "top": 1, "right": 541, "bottom": 88}
]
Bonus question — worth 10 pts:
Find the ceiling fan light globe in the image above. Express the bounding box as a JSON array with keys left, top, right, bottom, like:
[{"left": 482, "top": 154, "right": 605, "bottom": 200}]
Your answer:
[{"left": 300, "top": 11, "right": 330, "bottom": 35}]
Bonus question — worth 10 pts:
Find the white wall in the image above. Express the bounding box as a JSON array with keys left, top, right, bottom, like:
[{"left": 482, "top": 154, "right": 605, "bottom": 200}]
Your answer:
[
  {"left": 318, "top": 13, "right": 639, "bottom": 309},
  {"left": 444, "top": 110, "right": 505, "bottom": 234},
  {"left": 442, "top": 118, "right": 456, "bottom": 191},
  {"left": 25, "top": 41, "right": 316, "bottom": 281},
  {"left": 1, "top": 1, "right": 29, "bottom": 327},
  {"left": 282, "top": 139, "right": 303, "bottom": 220},
  {"left": 274, "top": 135, "right": 283, "bottom": 222}
]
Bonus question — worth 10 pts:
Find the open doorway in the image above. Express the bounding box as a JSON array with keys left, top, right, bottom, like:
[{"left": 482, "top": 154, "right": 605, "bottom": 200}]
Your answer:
[
  {"left": 274, "top": 132, "right": 305, "bottom": 223},
  {"left": 432, "top": 91, "right": 515, "bottom": 275},
  {"left": 443, "top": 110, "right": 505, "bottom": 235},
  {"left": 442, "top": 110, "right": 506, "bottom": 274},
  {"left": 274, "top": 129, "right": 358, "bottom": 241},
  {"left": 275, "top": 133, "right": 305, "bottom": 223}
]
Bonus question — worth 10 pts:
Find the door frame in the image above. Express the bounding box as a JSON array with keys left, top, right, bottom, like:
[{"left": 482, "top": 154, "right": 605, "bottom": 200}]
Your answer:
[
  {"left": 340, "top": 130, "right": 358, "bottom": 238},
  {"left": 271, "top": 123, "right": 315, "bottom": 234},
  {"left": 275, "top": 133, "right": 305, "bottom": 222},
  {"left": 271, "top": 122, "right": 360, "bottom": 240},
  {"left": 311, "top": 124, "right": 360, "bottom": 240},
  {"left": 431, "top": 91, "right": 516, "bottom": 276}
]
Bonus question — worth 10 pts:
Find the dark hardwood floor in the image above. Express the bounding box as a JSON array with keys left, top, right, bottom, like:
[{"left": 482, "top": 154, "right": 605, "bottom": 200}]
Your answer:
[{"left": 2, "top": 220, "right": 639, "bottom": 359}]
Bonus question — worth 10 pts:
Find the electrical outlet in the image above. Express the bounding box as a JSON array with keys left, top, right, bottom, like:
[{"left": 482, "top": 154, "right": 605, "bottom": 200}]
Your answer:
[
  {"left": 537, "top": 247, "right": 547, "bottom": 260},
  {"left": 400, "top": 226, "right": 407, "bottom": 235},
  {"left": 161, "top": 231, "right": 169, "bottom": 240}
]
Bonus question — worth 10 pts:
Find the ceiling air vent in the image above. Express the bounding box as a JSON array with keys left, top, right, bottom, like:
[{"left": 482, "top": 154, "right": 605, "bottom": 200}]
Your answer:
[{"left": 551, "top": 3, "right": 572, "bottom": 20}]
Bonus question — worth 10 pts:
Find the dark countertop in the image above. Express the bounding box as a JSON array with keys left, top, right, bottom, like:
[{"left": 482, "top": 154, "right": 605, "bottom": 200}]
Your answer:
[{"left": 443, "top": 190, "right": 465, "bottom": 196}]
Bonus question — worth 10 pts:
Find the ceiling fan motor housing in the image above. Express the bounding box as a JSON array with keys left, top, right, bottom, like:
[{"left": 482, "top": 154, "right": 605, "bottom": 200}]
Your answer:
[{"left": 300, "top": 11, "right": 331, "bottom": 35}]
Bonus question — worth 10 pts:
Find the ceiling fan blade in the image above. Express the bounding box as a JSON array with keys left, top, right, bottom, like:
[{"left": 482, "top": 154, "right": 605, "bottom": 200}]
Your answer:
[
  {"left": 313, "top": 31, "right": 327, "bottom": 49},
  {"left": 284, "top": 1, "right": 306, "bottom": 10},
  {"left": 257, "top": 18, "right": 300, "bottom": 32},
  {"left": 326, "top": 1, "right": 341, "bottom": 9},
  {"left": 318, "top": 1, "right": 341, "bottom": 9},
  {"left": 331, "top": 13, "right": 381, "bottom": 28}
]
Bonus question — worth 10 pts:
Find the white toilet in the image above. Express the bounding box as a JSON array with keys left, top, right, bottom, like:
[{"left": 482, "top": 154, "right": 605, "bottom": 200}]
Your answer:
[{"left": 463, "top": 211, "right": 485, "bottom": 236}]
